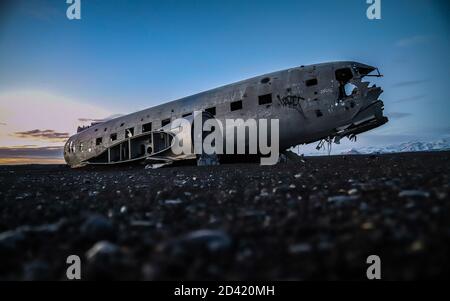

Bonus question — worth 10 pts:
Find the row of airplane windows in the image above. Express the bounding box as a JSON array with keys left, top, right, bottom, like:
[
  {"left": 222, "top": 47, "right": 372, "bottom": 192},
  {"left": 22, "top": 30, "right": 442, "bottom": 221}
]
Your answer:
[
  {"left": 68, "top": 91, "right": 283, "bottom": 153},
  {"left": 91, "top": 93, "right": 275, "bottom": 146}
]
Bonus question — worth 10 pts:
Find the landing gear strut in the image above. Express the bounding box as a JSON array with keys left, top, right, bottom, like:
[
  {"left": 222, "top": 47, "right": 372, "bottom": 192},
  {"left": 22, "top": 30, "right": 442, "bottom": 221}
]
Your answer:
[{"left": 316, "top": 136, "right": 333, "bottom": 156}]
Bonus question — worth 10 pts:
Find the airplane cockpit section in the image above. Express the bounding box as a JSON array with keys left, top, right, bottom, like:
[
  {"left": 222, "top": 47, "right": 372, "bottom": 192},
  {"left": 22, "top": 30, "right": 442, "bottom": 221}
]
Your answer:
[{"left": 312, "top": 62, "right": 387, "bottom": 154}]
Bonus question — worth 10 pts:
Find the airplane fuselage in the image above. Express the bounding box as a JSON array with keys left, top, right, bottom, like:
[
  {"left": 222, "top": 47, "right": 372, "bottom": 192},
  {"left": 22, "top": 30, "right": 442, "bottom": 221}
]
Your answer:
[{"left": 64, "top": 61, "right": 387, "bottom": 167}]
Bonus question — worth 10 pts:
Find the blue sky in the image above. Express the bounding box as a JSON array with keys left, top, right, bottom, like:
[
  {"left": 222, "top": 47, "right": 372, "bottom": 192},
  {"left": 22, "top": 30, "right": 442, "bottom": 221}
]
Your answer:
[{"left": 0, "top": 0, "right": 449, "bottom": 161}]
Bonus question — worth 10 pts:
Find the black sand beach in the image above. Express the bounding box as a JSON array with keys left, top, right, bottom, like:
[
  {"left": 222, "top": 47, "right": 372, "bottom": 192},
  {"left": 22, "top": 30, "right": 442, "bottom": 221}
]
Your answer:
[{"left": 0, "top": 152, "right": 449, "bottom": 280}]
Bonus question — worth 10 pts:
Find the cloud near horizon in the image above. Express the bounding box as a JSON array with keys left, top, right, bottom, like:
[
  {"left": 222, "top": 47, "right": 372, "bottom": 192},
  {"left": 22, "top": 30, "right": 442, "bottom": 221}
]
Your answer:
[
  {"left": 13, "top": 129, "right": 69, "bottom": 142},
  {"left": 77, "top": 118, "right": 105, "bottom": 123},
  {"left": 78, "top": 114, "right": 124, "bottom": 124}
]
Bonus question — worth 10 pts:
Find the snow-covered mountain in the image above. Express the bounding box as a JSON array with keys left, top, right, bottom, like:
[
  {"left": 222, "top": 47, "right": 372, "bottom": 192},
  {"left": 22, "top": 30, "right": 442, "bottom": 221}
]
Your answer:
[
  {"left": 341, "top": 148, "right": 362, "bottom": 155},
  {"left": 341, "top": 138, "right": 450, "bottom": 155}
]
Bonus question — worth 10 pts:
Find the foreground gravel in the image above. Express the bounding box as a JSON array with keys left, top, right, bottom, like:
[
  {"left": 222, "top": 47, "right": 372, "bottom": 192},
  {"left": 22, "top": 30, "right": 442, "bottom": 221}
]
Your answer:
[{"left": 0, "top": 152, "right": 449, "bottom": 280}]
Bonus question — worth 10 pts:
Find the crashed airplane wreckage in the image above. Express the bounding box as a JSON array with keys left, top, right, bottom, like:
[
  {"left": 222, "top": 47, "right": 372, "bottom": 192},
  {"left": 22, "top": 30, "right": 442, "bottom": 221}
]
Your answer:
[{"left": 64, "top": 61, "right": 388, "bottom": 168}]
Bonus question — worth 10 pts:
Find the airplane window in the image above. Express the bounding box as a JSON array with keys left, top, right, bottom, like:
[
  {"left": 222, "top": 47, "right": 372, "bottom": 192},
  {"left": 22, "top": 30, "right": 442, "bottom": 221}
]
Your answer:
[
  {"left": 96, "top": 137, "right": 102, "bottom": 145},
  {"left": 260, "top": 77, "right": 270, "bottom": 84},
  {"left": 335, "top": 68, "right": 353, "bottom": 82},
  {"left": 258, "top": 94, "right": 272, "bottom": 105},
  {"left": 110, "top": 133, "right": 117, "bottom": 141},
  {"left": 230, "top": 100, "right": 242, "bottom": 111},
  {"left": 120, "top": 123, "right": 125, "bottom": 127},
  {"left": 126, "top": 127, "right": 134, "bottom": 138},
  {"left": 353, "top": 66, "right": 376, "bottom": 77},
  {"left": 162, "top": 118, "right": 171, "bottom": 127},
  {"left": 306, "top": 78, "right": 318, "bottom": 87},
  {"left": 142, "top": 122, "right": 152, "bottom": 133},
  {"left": 205, "top": 107, "right": 216, "bottom": 116},
  {"left": 315, "top": 110, "right": 323, "bottom": 118}
]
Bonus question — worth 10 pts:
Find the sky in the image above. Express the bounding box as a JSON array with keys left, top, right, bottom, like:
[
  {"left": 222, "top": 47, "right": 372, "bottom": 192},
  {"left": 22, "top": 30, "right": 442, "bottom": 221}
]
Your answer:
[{"left": 0, "top": 0, "right": 449, "bottom": 163}]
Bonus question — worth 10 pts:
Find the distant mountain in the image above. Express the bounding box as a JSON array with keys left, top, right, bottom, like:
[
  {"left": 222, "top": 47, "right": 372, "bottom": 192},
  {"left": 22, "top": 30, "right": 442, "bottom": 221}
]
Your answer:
[
  {"left": 341, "top": 148, "right": 362, "bottom": 155},
  {"left": 340, "top": 138, "right": 450, "bottom": 155}
]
